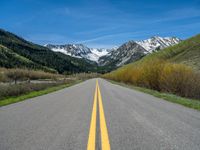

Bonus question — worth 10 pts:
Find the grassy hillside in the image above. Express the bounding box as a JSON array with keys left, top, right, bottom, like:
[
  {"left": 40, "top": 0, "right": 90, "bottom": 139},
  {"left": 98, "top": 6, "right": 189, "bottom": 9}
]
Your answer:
[
  {"left": 0, "top": 29, "right": 98, "bottom": 73},
  {"left": 104, "top": 34, "right": 200, "bottom": 100},
  {"left": 138, "top": 34, "right": 200, "bottom": 70},
  {"left": 0, "top": 44, "right": 56, "bottom": 72}
]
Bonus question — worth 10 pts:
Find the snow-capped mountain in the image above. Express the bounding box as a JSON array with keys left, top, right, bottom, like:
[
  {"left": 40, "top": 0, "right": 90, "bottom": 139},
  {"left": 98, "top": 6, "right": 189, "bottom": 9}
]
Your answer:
[
  {"left": 99, "top": 36, "right": 181, "bottom": 66},
  {"left": 98, "top": 41, "right": 148, "bottom": 66},
  {"left": 46, "top": 44, "right": 91, "bottom": 58},
  {"left": 45, "top": 44, "right": 113, "bottom": 62},
  {"left": 46, "top": 36, "right": 181, "bottom": 67},
  {"left": 136, "top": 36, "right": 181, "bottom": 53}
]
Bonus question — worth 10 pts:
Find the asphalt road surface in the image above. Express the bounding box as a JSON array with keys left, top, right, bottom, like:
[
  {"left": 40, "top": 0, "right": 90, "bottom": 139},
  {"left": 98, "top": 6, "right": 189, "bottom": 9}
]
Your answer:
[{"left": 0, "top": 78, "right": 200, "bottom": 150}]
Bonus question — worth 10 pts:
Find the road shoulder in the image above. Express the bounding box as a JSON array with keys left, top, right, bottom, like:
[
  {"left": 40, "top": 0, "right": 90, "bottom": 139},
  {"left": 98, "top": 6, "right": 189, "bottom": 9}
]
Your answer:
[{"left": 107, "top": 79, "right": 200, "bottom": 111}]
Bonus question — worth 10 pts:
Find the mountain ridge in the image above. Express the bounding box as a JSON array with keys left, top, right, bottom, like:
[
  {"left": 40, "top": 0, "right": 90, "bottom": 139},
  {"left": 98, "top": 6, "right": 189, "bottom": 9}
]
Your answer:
[
  {"left": 98, "top": 36, "right": 181, "bottom": 66},
  {"left": 136, "top": 36, "right": 181, "bottom": 52},
  {"left": 45, "top": 44, "right": 114, "bottom": 62},
  {"left": 46, "top": 36, "right": 181, "bottom": 66}
]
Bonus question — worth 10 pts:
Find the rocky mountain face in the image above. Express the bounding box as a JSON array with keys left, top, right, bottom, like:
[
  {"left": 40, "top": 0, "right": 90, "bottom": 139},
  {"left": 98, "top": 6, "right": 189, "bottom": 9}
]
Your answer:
[
  {"left": 98, "top": 41, "right": 148, "bottom": 66},
  {"left": 46, "top": 36, "right": 181, "bottom": 67},
  {"left": 98, "top": 36, "right": 181, "bottom": 66},
  {"left": 46, "top": 44, "right": 91, "bottom": 57},
  {"left": 45, "top": 44, "right": 112, "bottom": 62},
  {"left": 136, "top": 36, "right": 181, "bottom": 53}
]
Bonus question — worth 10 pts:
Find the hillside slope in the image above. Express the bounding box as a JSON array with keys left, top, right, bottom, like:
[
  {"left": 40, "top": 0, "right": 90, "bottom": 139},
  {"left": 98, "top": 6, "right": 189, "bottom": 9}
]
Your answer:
[
  {"left": 139, "top": 34, "right": 200, "bottom": 70},
  {"left": 0, "top": 44, "right": 56, "bottom": 72},
  {"left": 0, "top": 29, "right": 98, "bottom": 73},
  {"left": 104, "top": 34, "right": 200, "bottom": 100}
]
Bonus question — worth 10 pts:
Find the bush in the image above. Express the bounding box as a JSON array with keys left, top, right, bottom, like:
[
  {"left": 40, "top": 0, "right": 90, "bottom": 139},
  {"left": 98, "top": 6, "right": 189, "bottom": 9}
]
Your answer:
[
  {"left": 159, "top": 64, "right": 200, "bottom": 99},
  {"left": 0, "top": 82, "right": 68, "bottom": 100},
  {"left": 0, "top": 73, "right": 3, "bottom": 82},
  {"left": 6, "top": 69, "right": 26, "bottom": 84},
  {"left": 159, "top": 63, "right": 191, "bottom": 94},
  {"left": 137, "top": 59, "right": 165, "bottom": 90},
  {"left": 0, "top": 68, "right": 63, "bottom": 83},
  {"left": 104, "top": 59, "right": 200, "bottom": 100}
]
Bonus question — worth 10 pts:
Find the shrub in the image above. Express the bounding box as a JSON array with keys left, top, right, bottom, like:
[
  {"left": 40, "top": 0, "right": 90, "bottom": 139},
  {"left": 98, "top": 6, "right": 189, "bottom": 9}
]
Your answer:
[
  {"left": 0, "top": 72, "right": 3, "bottom": 82},
  {"left": 0, "top": 68, "right": 63, "bottom": 83},
  {"left": 0, "top": 81, "right": 70, "bottom": 100},
  {"left": 6, "top": 69, "right": 26, "bottom": 84},
  {"left": 159, "top": 63, "right": 191, "bottom": 94},
  {"left": 159, "top": 64, "right": 200, "bottom": 99},
  {"left": 104, "top": 59, "right": 200, "bottom": 100},
  {"left": 137, "top": 59, "right": 165, "bottom": 90}
]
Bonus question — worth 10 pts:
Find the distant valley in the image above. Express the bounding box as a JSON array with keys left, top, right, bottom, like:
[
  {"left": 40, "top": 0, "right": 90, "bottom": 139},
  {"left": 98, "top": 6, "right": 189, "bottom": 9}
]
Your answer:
[{"left": 0, "top": 28, "right": 182, "bottom": 73}]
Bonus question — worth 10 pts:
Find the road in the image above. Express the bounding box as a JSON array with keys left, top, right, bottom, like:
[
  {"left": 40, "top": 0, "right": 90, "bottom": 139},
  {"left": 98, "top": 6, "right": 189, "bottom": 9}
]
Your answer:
[{"left": 0, "top": 78, "right": 200, "bottom": 150}]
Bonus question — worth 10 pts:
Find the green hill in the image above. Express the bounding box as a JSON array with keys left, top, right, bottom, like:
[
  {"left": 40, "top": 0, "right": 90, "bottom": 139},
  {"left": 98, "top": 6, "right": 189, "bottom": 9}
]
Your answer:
[
  {"left": 0, "top": 29, "right": 98, "bottom": 73},
  {"left": 104, "top": 34, "right": 200, "bottom": 100},
  {"left": 138, "top": 34, "right": 200, "bottom": 70},
  {"left": 0, "top": 44, "right": 56, "bottom": 72}
]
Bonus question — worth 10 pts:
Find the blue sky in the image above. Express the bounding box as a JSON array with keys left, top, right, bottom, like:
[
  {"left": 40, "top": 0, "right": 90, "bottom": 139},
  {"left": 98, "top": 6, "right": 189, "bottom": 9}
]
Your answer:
[{"left": 1, "top": 0, "right": 200, "bottom": 48}]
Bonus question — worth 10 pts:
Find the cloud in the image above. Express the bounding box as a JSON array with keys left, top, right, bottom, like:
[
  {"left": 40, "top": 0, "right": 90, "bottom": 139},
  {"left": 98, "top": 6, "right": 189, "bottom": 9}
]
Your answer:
[
  {"left": 75, "top": 30, "right": 152, "bottom": 43},
  {"left": 75, "top": 34, "right": 116, "bottom": 43}
]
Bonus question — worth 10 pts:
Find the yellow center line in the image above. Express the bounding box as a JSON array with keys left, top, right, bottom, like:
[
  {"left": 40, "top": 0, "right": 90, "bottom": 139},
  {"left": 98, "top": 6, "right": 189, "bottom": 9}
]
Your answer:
[
  {"left": 87, "top": 80, "right": 111, "bottom": 150},
  {"left": 97, "top": 81, "right": 111, "bottom": 150},
  {"left": 87, "top": 82, "right": 98, "bottom": 150}
]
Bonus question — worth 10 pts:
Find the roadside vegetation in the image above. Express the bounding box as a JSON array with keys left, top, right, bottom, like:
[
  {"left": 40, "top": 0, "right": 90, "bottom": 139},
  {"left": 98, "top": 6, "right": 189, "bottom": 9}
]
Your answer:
[
  {"left": 0, "top": 68, "right": 63, "bottom": 83},
  {"left": 104, "top": 59, "right": 200, "bottom": 100},
  {"left": 0, "top": 68, "right": 99, "bottom": 106},
  {"left": 104, "top": 34, "right": 200, "bottom": 101},
  {"left": 0, "top": 82, "right": 69, "bottom": 101},
  {"left": 0, "top": 81, "right": 80, "bottom": 107}
]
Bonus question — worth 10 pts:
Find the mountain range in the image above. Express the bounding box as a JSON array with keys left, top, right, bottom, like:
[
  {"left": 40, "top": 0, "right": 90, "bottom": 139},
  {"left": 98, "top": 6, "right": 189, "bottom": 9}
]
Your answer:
[
  {"left": 46, "top": 36, "right": 181, "bottom": 66},
  {"left": 45, "top": 44, "right": 116, "bottom": 62},
  {"left": 0, "top": 28, "right": 182, "bottom": 73}
]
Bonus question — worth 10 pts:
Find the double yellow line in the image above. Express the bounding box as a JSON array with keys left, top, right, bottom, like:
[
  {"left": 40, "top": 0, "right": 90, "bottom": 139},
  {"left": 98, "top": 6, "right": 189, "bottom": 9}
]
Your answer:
[{"left": 87, "top": 80, "right": 110, "bottom": 150}]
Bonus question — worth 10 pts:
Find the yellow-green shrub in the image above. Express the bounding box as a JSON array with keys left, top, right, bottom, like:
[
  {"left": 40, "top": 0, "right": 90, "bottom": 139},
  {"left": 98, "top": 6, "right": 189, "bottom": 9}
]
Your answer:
[
  {"left": 0, "top": 68, "right": 63, "bottom": 83},
  {"left": 137, "top": 59, "right": 165, "bottom": 90},
  {"left": 103, "top": 59, "right": 200, "bottom": 100},
  {"left": 159, "top": 63, "right": 191, "bottom": 93},
  {"left": 0, "top": 73, "right": 3, "bottom": 82},
  {"left": 159, "top": 63, "right": 200, "bottom": 99}
]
